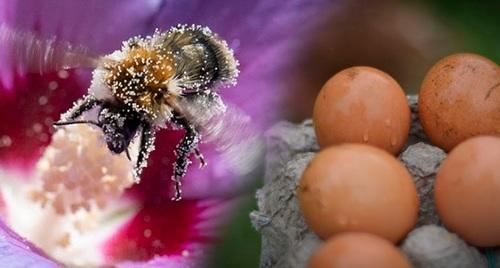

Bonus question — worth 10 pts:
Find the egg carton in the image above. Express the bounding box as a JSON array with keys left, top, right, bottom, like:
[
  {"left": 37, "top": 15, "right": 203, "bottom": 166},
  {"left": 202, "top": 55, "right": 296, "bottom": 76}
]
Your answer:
[{"left": 250, "top": 95, "right": 497, "bottom": 268}]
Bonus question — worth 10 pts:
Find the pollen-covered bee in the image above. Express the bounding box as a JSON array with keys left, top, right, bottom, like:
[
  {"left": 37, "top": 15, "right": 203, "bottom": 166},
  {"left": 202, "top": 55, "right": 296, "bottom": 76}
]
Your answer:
[{"left": 1, "top": 24, "right": 259, "bottom": 201}]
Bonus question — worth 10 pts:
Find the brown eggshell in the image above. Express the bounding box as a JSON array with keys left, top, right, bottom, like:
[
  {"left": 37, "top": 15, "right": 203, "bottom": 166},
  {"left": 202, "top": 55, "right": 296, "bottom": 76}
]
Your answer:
[
  {"left": 419, "top": 53, "right": 500, "bottom": 152},
  {"left": 298, "top": 144, "right": 419, "bottom": 243},
  {"left": 434, "top": 136, "right": 500, "bottom": 247},
  {"left": 313, "top": 66, "right": 410, "bottom": 155},
  {"left": 308, "top": 232, "right": 412, "bottom": 268}
]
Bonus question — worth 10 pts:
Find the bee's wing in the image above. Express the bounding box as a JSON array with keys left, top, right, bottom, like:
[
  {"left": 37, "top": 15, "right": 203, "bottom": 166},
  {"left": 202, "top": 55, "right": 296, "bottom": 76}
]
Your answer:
[
  {"left": 0, "top": 24, "right": 100, "bottom": 74},
  {"left": 176, "top": 91, "right": 263, "bottom": 175}
]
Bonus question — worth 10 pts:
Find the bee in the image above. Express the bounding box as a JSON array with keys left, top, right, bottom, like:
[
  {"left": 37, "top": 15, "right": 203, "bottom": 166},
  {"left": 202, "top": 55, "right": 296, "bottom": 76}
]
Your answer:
[{"left": 1, "top": 24, "right": 259, "bottom": 201}]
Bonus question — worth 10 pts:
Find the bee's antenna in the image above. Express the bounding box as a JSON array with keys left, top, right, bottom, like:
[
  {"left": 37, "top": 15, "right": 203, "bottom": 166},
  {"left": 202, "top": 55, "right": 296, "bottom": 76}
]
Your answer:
[{"left": 53, "top": 120, "right": 101, "bottom": 128}]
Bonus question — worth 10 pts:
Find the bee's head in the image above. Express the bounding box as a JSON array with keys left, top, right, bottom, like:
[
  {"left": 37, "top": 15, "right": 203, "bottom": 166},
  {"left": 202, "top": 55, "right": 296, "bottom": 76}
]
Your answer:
[
  {"left": 105, "top": 132, "right": 127, "bottom": 154},
  {"left": 98, "top": 107, "right": 141, "bottom": 154}
]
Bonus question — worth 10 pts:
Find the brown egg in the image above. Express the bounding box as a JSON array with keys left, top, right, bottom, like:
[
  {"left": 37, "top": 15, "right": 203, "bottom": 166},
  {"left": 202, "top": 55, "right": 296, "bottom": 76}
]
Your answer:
[
  {"left": 313, "top": 66, "right": 410, "bottom": 155},
  {"left": 419, "top": 53, "right": 500, "bottom": 152},
  {"left": 308, "top": 232, "right": 412, "bottom": 268},
  {"left": 434, "top": 136, "right": 500, "bottom": 247},
  {"left": 298, "top": 144, "right": 419, "bottom": 243}
]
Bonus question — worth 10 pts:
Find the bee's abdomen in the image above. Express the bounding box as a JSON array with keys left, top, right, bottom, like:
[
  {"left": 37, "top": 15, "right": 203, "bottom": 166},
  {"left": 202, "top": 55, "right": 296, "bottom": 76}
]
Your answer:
[{"left": 165, "top": 25, "right": 239, "bottom": 92}]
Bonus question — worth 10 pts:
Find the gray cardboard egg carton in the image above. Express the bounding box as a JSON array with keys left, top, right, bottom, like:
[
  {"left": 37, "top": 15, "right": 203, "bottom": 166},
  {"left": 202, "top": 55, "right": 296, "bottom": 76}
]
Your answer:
[{"left": 250, "top": 95, "right": 497, "bottom": 268}]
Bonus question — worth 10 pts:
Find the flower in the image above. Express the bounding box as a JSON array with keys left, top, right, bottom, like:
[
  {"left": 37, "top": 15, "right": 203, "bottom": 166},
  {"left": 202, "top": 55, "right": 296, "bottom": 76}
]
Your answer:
[{"left": 0, "top": 0, "right": 336, "bottom": 267}]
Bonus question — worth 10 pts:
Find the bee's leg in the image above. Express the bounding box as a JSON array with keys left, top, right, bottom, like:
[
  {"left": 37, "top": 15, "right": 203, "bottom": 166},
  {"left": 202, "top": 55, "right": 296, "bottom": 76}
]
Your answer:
[
  {"left": 133, "top": 122, "right": 155, "bottom": 180},
  {"left": 170, "top": 113, "right": 202, "bottom": 201},
  {"left": 56, "top": 95, "right": 100, "bottom": 123},
  {"left": 125, "top": 149, "right": 132, "bottom": 161},
  {"left": 194, "top": 148, "right": 207, "bottom": 168}
]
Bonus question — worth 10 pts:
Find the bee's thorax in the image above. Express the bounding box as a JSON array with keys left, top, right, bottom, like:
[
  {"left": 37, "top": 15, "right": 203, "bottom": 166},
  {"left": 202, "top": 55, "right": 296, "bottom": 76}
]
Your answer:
[{"left": 103, "top": 45, "right": 177, "bottom": 118}]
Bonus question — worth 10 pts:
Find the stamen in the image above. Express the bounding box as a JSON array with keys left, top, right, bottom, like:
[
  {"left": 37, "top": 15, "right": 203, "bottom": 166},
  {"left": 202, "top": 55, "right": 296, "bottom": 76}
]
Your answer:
[{"left": 32, "top": 124, "right": 135, "bottom": 215}]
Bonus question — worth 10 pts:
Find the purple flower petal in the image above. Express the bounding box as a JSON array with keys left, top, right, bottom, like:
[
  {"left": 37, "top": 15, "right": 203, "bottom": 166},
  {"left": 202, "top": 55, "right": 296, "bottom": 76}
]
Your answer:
[
  {"left": 0, "top": 0, "right": 164, "bottom": 89},
  {"left": 144, "top": 0, "right": 338, "bottom": 198},
  {"left": 152, "top": 0, "right": 337, "bottom": 126},
  {"left": 0, "top": 0, "right": 338, "bottom": 266},
  {"left": 0, "top": 220, "right": 61, "bottom": 268},
  {"left": 5, "top": 0, "right": 163, "bottom": 52}
]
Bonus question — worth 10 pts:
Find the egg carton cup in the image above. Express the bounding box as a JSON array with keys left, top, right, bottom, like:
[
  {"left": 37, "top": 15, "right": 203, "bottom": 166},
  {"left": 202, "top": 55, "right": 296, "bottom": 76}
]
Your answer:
[{"left": 250, "top": 95, "right": 497, "bottom": 268}]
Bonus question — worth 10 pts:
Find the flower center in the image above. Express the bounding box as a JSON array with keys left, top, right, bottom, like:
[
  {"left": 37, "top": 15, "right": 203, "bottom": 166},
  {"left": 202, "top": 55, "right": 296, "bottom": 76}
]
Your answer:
[
  {"left": 2, "top": 124, "right": 138, "bottom": 267},
  {"left": 32, "top": 125, "right": 135, "bottom": 215}
]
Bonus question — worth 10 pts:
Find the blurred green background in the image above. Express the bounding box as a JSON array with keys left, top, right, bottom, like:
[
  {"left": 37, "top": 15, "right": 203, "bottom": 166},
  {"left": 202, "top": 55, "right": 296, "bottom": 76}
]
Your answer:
[{"left": 211, "top": 1, "right": 499, "bottom": 267}]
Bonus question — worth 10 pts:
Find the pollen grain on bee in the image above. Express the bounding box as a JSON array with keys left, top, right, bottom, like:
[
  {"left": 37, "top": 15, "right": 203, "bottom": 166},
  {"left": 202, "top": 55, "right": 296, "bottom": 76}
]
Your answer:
[{"left": 57, "top": 24, "right": 240, "bottom": 200}]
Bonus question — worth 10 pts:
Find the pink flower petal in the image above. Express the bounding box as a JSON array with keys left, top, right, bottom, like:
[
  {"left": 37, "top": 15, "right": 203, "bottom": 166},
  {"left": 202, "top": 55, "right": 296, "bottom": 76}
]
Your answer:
[
  {"left": 0, "top": 72, "right": 86, "bottom": 171},
  {"left": 103, "top": 198, "right": 232, "bottom": 265},
  {"left": 0, "top": 1, "right": 339, "bottom": 266},
  {"left": 124, "top": 127, "right": 246, "bottom": 200}
]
